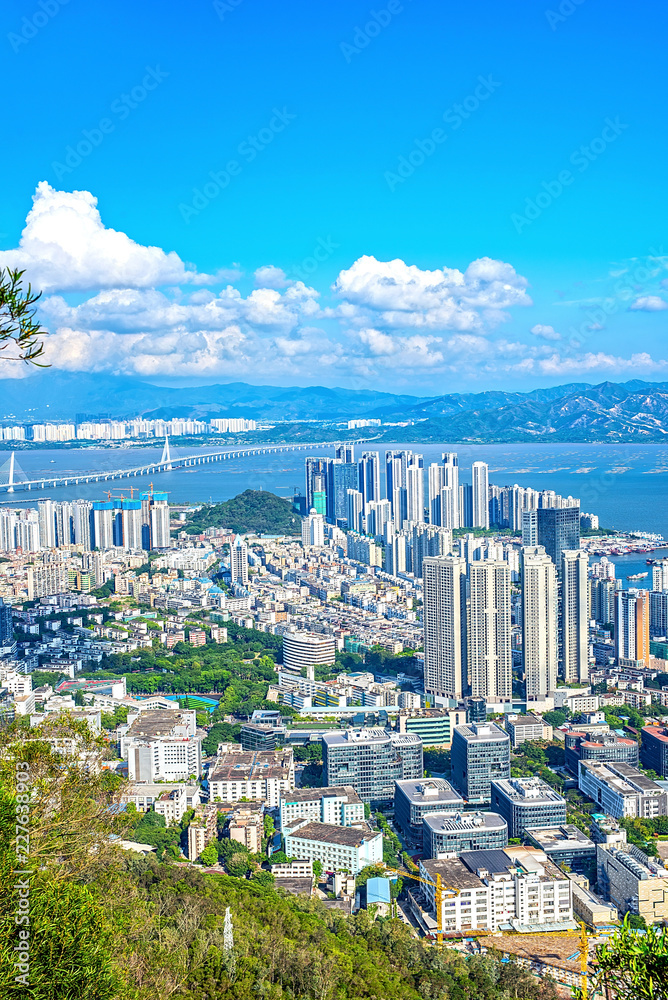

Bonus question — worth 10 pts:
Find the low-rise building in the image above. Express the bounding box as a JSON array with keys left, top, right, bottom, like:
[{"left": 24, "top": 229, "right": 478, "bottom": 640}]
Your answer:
[
  {"left": 283, "top": 820, "right": 382, "bottom": 875},
  {"left": 228, "top": 803, "right": 264, "bottom": 853},
  {"left": 121, "top": 782, "right": 201, "bottom": 815},
  {"left": 279, "top": 786, "right": 364, "bottom": 830},
  {"left": 504, "top": 714, "right": 553, "bottom": 749},
  {"left": 394, "top": 778, "right": 464, "bottom": 848},
  {"left": 121, "top": 709, "right": 202, "bottom": 782},
  {"left": 209, "top": 747, "right": 295, "bottom": 807},
  {"left": 597, "top": 844, "right": 668, "bottom": 925},
  {"left": 640, "top": 725, "right": 668, "bottom": 778},
  {"left": 490, "top": 777, "right": 567, "bottom": 838},
  {"left": 396, "top": 708, "right": 467, "bottom": 747},
  {"left": 524, "top": 825, "right": 597, "bottom": 882},
  {"left": 564, "top": 730, "right": 639, "bottom": 775},
  {"left": 578, "top": 760, "right": 668, "bottom": 819},
  {"left": 187, "top": 804, "right": 218, "bottom": 860},
  {"left": 422, "top": 811, "right": 508, "bottom": 859}
]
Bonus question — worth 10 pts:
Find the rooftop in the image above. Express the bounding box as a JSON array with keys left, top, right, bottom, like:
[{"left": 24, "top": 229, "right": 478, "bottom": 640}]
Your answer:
[
  {"left": 454, "top": 722, "right": 509, "bottom": 744},
  {"left": 524, "top": 825, "right": 595, "bottom": 852},
  {"left": 506, "top": 715, "right": 546, "bottom": 727},
  {"left": 281, "top": 785, "right": 362, "bottom": 804},
  {"left": 395, "top": 778, "right": 463, "bottom": 806},
  {"left": 210, "top": 748, "right": 294, "bottom": 783},
  {"left": 284, "top": 820, "right": 378, "bottom": 848},
  {"left": 420, "top": 857, "right": 485, "bottom": 890},
  {"left": 492, "top": 777, "right": 566, "bottom": 804},
  {"left": 125, "top": 709, "right": 192, "bottom": 740},
  {"left": 580, "top": 760, "right": 665, "bottom": 796},
  {"left": 423, "top": 811, "right": 507, "bottom": 834},
  {"left": 642, "top": 725, "right": 668, "bottom": 744}
]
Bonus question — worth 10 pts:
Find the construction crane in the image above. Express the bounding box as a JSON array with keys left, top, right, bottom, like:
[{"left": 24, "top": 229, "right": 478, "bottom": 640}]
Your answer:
[
  {"left": 103, "top": 486, "right": 138, "bottom": 500},
  {"left": 563, "top": 920, "right": 589, "bottom": 1000},
  {"left": 383, "top": 866, "right": 461, "bottom": 946}
]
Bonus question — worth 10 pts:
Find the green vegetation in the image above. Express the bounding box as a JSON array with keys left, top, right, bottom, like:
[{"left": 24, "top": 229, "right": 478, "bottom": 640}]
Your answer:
[
  {"left": 593, "top": 916, "right": 668, "bottom": 1000},
  {"left": 374, "top": 813, "right": 402, "bottom": 868},
  {"left": 202, "top": 722, "right": 242, "bottom": 756},
  {"left": 185, "top": 489, "right": 302, "bottom": 536},
  {"left": 511, "top": 741, "right": 565, "bottom": 791},
  {"left": 0, "top": 716, "right": 661, "bottom": 1000},
  {"left": 0, "top": 267, "right": 49, "bottom": 365}
]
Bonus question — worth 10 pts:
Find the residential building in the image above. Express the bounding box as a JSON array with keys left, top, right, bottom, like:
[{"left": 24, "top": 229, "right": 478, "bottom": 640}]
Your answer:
[
  {"left": 521, "top": 546, "right": 558, "bottom": 701},
  {"left": 422, "top": 555, "right": 467, "bottom": 701},
  {"left": 187, "top": 804, "right": 218, "bottom": 860},
  {"left": 471, "top": 462, "right": 489, "bottom": 529},
  {"left": 230, "top": 537, "right": 249, "bottom": 586},
  {"left": 283, "top": 820, "right": 382, "bottom": 875},
  {"left": 228, "top": 802, "right": 264, "bottom": 853},
  {"left": 615, "top": 588, "right": 650, "bottom": 667},
  {"left": 597, "top": 844, "right": 668, "bottom": 925},
  {"left": 467, "top": 560, "right": 512, "bottom": 702},
  {"left": 322, "top": 728, "right": 423, "bottom": 804},
  {"left": 561, "top": 549, "right": 589, "bottom": 683},
  {"left": 121, "top": 709, "right": 202, "bottom": 782},
  {"left": 394, "top": 778, "right": 464, "bottom": 847},
  {"left": 640, "top": 725, "right": 668, "bottom": 778},
  {"left": 282, "top": 630, "right": 335, "bottom": 678},
  {"left": 564, "top": 730, "right": 639, "bottom": 775},
  {"left": 578, "top": 760, "right": 668, "bottom": 819},
  {"left": 422, "top": 811, "right": 508, "bottom": 859},
  {"left": 279, "top": 786, "right": 365, "bottom": 830},
  {"left": 208, "top": 747, "right": 295, "bottom": 807},
  {"left": 490, "top": 777, "right": 567, "bottom": 839},
  {"left": 504, "top": 714, "right": 554, "bottom": 749},
  {"left": 302, "top": 508, "right": 325, "bottom": 548},
  {"left": 450, "top": 723, "right": 511, "bottom": 804}
]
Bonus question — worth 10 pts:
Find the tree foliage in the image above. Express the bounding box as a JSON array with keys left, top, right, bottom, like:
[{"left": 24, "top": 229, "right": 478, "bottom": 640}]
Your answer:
[{"left": 0, "top": 268, "right": 48, "bottom": 365}]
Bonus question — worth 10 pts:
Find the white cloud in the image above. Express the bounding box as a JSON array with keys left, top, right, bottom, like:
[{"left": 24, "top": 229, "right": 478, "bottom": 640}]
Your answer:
[
  {"left": 331, "top": 254, "right": 531, "bottom": 333},
  {"left": 0, "top": 182, "right": 236, "bottom": 293},
  {"left": 530, "top": 324, "right": 561, "bottom": 341},
  {"left": 534, "top": 351, "right": 668, "bottom": 376},
  {"left": 254, "top": 265, "right": 290, "bottom": 289},
  {"left": 630, "top": 295, "right": 668, "bottom": 311}
]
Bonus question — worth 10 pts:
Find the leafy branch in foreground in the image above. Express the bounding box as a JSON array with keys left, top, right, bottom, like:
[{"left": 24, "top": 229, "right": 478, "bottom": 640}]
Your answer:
[
  {"left": 0, "top": 267, "right": 49, "bottom": 365},
  {"left": 593, "top": 915, "right": 668, "bottom": 1000}
]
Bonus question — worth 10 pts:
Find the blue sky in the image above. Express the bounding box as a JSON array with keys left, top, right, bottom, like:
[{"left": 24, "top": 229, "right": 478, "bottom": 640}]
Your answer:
[{"left": 1, "top": 0, "right": 667, "bottom": 395}]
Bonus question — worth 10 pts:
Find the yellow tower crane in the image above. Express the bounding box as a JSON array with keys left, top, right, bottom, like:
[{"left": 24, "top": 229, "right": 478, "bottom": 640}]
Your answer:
[{"left": 383, "top": 866, "right": 461, "bottom": 946}]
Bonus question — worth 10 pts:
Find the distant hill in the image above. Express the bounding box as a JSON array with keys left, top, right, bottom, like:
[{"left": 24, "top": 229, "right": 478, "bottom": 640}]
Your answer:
[
  {"left": 5, "top": 373, "right": 668, "bottom": 441},
  {"left": 185, "top": 490, "right": 302, "bottom": 536}
]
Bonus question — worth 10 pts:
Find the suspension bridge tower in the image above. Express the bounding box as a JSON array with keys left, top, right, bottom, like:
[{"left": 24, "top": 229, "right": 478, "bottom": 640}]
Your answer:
[{"left": 160, "top": 435, "right": 173, "bottom": 471}]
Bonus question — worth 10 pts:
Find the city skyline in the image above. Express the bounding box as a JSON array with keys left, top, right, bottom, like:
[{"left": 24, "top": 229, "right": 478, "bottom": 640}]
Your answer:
[{"left": 1, "top": 0, "right": 667, "bottom": 393}]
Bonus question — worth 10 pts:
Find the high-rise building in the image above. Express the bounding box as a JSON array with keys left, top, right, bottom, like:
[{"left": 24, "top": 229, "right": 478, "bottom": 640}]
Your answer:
[
  {"left": 652, "top": 560, "right": 668, "bottom": 592},
  {"left": 471, "top": 462, "right": 489, "bottom": 529},
  {"left": 459, "top": 483, "right": 473, "bottom": 528},
  {"left": 322, "top": 728, "right": 423, "bottom": 805},
  {"left": 405, "top": 460, "right": 424, "bottom": 524},
  {"left": 423, "top": 555, "right": 468, "bottom": 700},
  {"left": 522, "top": 546, "right": 558, "bottom": 701},
  {"left": 490, "top": 777, "right": 567, "bottom": 838},
  {"left": 590, "top": 577, "right": 616, "bottom": 626},
  {"left": 536, "top": 507, "right": 580, "bottom": 574},
  {"left": 521, "top": 509, "right": 538, "bottom": 546},
  {"left": 230, "top": 536, "right": 248, "bottom": 586},
  {"left": 366, "top": 499, "right": 392, "bottom": 539},
  {"left": 561, "top": 549, "right": 589, "bottom": 682},
  {"left": 305, "top": 457, "right": 330, "bottom": 514},
  {"left": 120, "top": 499, "right": 143, "bottom": 550},
  {"left": 428, "top": 463, "right": 446, "bottom": 525},
  {"left": 92, "top": 501, "right": 115, "bottom": 550},
  {"left": 149, "top": 493, "right": 171, "bottom": 549},
  {"left": 358, "top": 451, "right": 380, "bottom": 506},
  {"left": 451, "top": 723, "right": 511, "bottom": 804},
  {"left": 467, "top": 560, "right": 512, "bottom": 702},
  {"left": 302, "top": 508, "right": 325, "bottom": 548},
  {"left": 0, "top": 597, "right": 13, "bottom": 645},
  {"left": 37, "top": 500, "right": 55, "bottom": 549},
  {"left": 335, "top": 443, "right": 355, "bottom": 463},
  {"left": 615, "top": 588, "right": 650, "bottom": 667},
  {"left": 345, "top": 489, "right": 364, "bottom": 533},
  {"left": 328, "top": 460, "right": 359, "bottom": 526}
]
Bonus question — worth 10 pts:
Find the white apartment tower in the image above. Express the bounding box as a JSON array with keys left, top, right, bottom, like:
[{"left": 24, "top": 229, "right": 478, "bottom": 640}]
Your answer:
[
  {"left": 467, "top": 560, "right": 512, "bottom": 702},
  {"left": 405, "top": 461, "right": 424, "bottom": 524},
  {"left": 561, "top": 549, "right": 589, "bottom": 683},
  {"left": 230, "top": 536, "right": 249, "bottom": 586},
  {"left": 423, "top": 555, "right": 468, "bottom": 700},
  {"left": 522, "top": 546, "right": 558, "bottom": 701},
  {"left": 472, "top": 462, "right": 489, "bottom": 529},
  {"left": 302, "top": 508, "right": 325, "bottom": 548}
]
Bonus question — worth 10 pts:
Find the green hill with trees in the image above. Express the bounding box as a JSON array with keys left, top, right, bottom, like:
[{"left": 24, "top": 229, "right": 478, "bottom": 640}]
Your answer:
[{"left": 185, "top": 490, "right": 302, "bottom": 536}]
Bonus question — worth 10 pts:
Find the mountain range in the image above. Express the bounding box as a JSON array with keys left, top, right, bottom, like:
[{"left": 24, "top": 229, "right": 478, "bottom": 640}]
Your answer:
[{"left": 4, "top": 372, "right": 668, "bottom": 442}]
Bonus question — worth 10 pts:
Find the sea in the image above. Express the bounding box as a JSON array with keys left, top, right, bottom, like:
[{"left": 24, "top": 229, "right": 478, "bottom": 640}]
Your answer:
[{"left": 4, "top": 440, "right": 668, "bottom": 589}]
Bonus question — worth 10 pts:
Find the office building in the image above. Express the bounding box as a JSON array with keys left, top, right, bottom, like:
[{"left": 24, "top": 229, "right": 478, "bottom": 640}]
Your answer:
[
  {"left": 417, "top": 849, "right": 572, "bottom": 934},
  {"left": 640, "top": 726, "right": 668, "bottom": 778},
  {"left": 561, "top": 550, "right": 589, "bottom": 683},
  {"left": 423, "top": 811, "right": 508, "bottom": 859},
  {"left": 208, "top": 747, "right": 295, "bottom": 807},
  {"left": 597, "top": 844, "right": 668, "bottom": 925},
  {"left": 467, "top": 560, "right": 512, "bottom": 702},
  {"left": 536, "top": 507, "right": 580, "bottom": 573},
  {"left": 521, "top": 546, "right": 558, "bottom": 700},
  {"left": 564, "top": 730, "right": 639, "bottom": 775},
  {"left": 394, "top": 778, "right": 464, "bottom": 847},
  {"left": 578, "top": 760, "right": 668, "bottom": 819},
  {"left": 490, "top": 777, "right": 567, "bottom": 838},
  {"left": 615, "top": 589, "right": 650, "bottom": 667},
  {"left": 121, "top": 709, "right": 203, "bottom": 782},
  {"left": 328, "top": 459, "right": 359, "bottom": 526},
  {"left": 504, "top": 714, "right": 553, "bottom": 749},
  {"left": 283, "top": 819, "right": 382, "bottom": 875},
  {"left": 322, "top": 728, "right": 423, "bottom": 804},
  {"left": 524, "top": 825, "right": 597, "bottom": 881},
  {"left": 240, "top": 722, "right": 279, "bottom": 752},
  {"left": 471, "top": 461, "right": 489, "bottom": 529},
  {"left": 397, "top": 707, "right": 467, "bottom": 748},
  {"left": 230, "top": 537, "right": 249, "bottom": 586},
  {"left": 422, "top": 555, "right": 467, "bottom": 701},
  {"left": 282, "top": 630, "right": 335, "bottom": 677},
  {"left": 451, "top": 723, "right": 511, "bottom": 804},
  {"left": 279, "top": 786, "right": 365, "bottom": 830},
  {"left": 301, "top": 508, "right": 325, "bottom": 548}
]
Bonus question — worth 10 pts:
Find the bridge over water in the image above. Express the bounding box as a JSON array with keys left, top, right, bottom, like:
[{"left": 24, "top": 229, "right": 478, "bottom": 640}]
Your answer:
[{"left": 0, "top": 438, "right": 349, "bottom": 495}]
